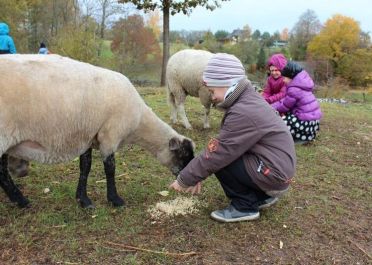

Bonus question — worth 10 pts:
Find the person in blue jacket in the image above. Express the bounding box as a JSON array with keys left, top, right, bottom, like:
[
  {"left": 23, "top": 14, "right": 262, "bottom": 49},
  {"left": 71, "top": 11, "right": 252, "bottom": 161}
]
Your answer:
[
  {"left": 38, "top": 42, "right": 50, "bottom": 54},
  {"left": 0, "top": 22, "right": 16, "bottom": 54}
]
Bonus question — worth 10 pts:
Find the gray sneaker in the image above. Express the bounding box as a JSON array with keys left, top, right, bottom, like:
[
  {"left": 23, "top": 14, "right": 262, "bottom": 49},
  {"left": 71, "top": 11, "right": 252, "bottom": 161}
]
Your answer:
[
  {"left": 258, "top": 197, "right": 278, "bottom": 210},
  {"left": 210, "top": 205, "right": 259, "bottom": 223}
]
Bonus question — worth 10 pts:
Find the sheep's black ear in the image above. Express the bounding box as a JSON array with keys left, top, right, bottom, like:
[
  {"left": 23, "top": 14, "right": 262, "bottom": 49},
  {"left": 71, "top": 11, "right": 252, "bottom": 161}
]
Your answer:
[
  {"left": 184, "top": 138, "right": 196, "bottom": 150},
  {"left": 169, "top": 137, "right": 181, "bottom": 151}
]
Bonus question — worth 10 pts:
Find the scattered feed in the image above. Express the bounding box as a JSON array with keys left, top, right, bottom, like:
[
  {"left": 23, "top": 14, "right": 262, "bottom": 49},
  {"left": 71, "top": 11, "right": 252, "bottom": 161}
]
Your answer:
[{"left": 148, "top": 196, "right": 202, "bottom": 219}]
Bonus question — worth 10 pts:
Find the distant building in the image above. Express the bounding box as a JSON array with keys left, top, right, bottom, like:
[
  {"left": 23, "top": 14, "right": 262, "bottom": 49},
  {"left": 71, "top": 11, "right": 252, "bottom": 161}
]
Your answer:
[
  {"left": 217, "top": 29, "right": 250, "bottom": 45},
  {"left": 227, "top": 29, "right": 243, "bottom": 44},
  {"left": 271, "top": 40, "right": 288, "bottom": 48}
]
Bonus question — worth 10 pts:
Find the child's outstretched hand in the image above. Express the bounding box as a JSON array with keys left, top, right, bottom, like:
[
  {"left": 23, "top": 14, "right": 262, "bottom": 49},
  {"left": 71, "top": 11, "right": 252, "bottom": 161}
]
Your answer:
[{"left": 169, "top": 180, "right": 202, "bottom": 195}]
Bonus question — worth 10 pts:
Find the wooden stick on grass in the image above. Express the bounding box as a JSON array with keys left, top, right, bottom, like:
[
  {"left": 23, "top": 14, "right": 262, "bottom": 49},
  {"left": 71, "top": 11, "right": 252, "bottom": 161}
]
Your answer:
[
  {"left": 348, "top": 239, "right": 372, "bottom": 260},
  {"left": 104, "top": 241, "right": 197, "bottom": 257}
]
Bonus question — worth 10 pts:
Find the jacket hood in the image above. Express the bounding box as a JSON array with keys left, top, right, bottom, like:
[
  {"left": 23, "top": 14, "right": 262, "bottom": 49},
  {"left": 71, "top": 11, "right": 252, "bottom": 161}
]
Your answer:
[
  {"left": 288, "top": 70, "right": 314, "bottom": 91},
  {"left": 267, "top": 53, "right": 287, "bottom": 71},
  {"left": 0, "top": 23, "right": 10, "bottom": 35}
]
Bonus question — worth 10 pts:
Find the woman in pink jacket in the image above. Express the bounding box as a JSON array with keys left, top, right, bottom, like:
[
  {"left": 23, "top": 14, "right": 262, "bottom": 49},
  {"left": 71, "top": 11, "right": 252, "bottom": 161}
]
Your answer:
[{"left": 262, "top": 53, "right": 287, "bottom": 108}]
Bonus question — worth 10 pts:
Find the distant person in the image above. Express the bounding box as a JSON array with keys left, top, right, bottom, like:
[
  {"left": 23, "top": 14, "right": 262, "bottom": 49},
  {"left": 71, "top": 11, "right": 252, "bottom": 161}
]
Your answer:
[
  {"left": 38, "top": 42, "right": 50, "bottom": 54},
  {"left": 169, "top": 53, "right": 296, "bottom": 223},
  {"left": 0, "top": 22, "right": 16, "bottom": 54},
  {"left": 274, "top": 61, "right": 322, "bottom": 143},
  {"left": 262, "top": 53, "right": 287, "bottom": 108}
]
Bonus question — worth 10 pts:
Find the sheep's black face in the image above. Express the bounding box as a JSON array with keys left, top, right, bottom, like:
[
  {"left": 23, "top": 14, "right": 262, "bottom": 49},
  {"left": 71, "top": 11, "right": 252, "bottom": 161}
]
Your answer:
[{"left": 169, "top": 137, "right": 195, "bottom": 176}]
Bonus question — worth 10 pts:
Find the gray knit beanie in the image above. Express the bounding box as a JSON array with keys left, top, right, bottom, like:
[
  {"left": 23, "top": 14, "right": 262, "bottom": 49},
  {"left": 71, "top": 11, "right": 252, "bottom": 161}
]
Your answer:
[{"left": 203, "top": 53, "right": 246, "bottom": 87}]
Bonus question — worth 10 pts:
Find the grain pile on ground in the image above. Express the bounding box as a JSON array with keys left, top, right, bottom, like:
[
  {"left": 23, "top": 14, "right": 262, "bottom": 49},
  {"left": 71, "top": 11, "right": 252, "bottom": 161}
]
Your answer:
[{"left": 148, "top": 196, "right": 202, "bottom": 219}]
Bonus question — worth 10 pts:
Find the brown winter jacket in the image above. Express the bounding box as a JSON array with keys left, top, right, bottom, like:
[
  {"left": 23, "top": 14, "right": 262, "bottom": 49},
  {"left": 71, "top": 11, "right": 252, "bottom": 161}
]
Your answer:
[{"left": 177, "top": 78, "right": 296, "bottom": 192}]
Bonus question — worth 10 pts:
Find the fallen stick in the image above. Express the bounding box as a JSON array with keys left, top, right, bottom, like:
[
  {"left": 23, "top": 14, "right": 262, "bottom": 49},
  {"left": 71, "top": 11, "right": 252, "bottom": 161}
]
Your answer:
[
  {"left": 116, "top": 173, "right": 127, "bottom": 178},
  {"left": 101, "top": 245, "right": 136, "bottom": 253},
  {"left": 348, "top": 239, "right": 372, "bottom": 260},
  {"left": 104, "top": 241, "right": 197, "bottom": 257}
]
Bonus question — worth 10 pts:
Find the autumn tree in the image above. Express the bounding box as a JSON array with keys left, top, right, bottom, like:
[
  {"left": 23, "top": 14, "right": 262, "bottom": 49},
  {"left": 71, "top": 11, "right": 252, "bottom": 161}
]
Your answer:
[
  {"left": 0, "top": 0, "right": 29, "bottom": 51},
  {"left": 289, "top": 9, "right": 321, "bottom": 60},
  {"left": 27, "top": 0, "right": 79, "bottom": 50},
  {"left": 337, "top": 49, "right": 372, "bottom": 86},
  {"left": 0, "top": 0, "right": 81, "bottom": 52},
  {"left": 0, "top": 0, "right": 107, "bottom": 62},
  {"left": 118, "top": 0, "right": 230, "bottom": 86},
  {"left": 307, "top": 14, "right": 366, "bottom": 85},
  {"left": 307, "top": 14, "right": 360, "bottom": 69},
  {"left": 146, "top": 9, "right": 162, "bottom": 40},
  {"left": 111, "top": 14, "right": 161, "bottom": 73},
  {"left": 53, "top": 20, "right": 101, "bottom": 64},
  {"left": 31, "top": 0, "right": 80, "bottom": 42},
  {"left": 280, "top": 28, "right": 289, "bottom": 41}
]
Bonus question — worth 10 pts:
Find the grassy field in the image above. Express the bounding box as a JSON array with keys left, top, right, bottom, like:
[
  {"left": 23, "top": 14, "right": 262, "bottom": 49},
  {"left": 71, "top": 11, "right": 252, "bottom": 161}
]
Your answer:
[{"left": 0, "top": 87, "right": 371, "bottom": 264}]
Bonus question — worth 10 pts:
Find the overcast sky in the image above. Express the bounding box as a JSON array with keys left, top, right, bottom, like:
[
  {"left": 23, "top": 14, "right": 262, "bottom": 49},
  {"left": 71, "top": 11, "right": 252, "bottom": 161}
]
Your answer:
[{"left": 169, "top": 0, "right": 372, "bottom": 34}]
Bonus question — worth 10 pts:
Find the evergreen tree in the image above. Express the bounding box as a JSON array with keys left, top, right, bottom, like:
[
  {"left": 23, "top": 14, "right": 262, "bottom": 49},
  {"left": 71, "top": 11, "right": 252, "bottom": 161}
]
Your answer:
[{"left": 257, "top": 47, "right": 266, "bottom": 70}]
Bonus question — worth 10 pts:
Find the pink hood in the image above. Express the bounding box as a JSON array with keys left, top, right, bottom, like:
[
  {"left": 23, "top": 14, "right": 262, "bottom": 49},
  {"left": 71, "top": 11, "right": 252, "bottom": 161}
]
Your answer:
[{"left": 267, "top": 54, "right": 287, "bottom": 71}]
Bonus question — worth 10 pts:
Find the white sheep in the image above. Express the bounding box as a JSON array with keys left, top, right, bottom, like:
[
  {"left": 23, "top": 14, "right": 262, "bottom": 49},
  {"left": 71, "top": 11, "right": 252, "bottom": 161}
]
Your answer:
[
  {"left": 166, "top": 49, "right": 213, "bottom": 129},
  {"left": 0, "top": 54, "right": 194, "bottom": 208}
]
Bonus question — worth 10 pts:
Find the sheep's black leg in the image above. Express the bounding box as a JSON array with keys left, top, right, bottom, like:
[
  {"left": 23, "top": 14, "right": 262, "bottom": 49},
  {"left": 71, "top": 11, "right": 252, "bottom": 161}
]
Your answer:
[
  {"left": 0, "top": 154, "right": 29, "bottom": 207},
  {"left": 76, "top": 148, "right": 94, "bottom": 208},
  {"left": 103, "top": 153, "right": 124, "bottom": 207}
]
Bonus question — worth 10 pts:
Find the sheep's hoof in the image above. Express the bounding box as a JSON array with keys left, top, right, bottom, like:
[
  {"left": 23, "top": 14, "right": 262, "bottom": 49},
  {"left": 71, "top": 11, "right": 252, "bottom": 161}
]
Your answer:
[
  {"left": 108, "top": 196, "right": 125, "bottom": 207},
  {"left": 83, "top": 204, "right": 95, "bottom": 209},
  {"left": 17, "top": 197, "right": 30, "bottom": 208},
  {"left": 78, "top": 197, "right": 95, "bottom": 209}
]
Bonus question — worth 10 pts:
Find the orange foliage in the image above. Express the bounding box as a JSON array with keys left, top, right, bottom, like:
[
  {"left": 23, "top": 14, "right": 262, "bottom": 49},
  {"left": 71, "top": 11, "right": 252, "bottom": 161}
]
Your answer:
[
  {"left": 280, "top": 28, "right": 289, "bottom": 41},
  {"left": 111, "top": 14, "right": 161, "bottom": 64},
  {"left": 146, "top": 10, "right": 162, "bottom": 40}
]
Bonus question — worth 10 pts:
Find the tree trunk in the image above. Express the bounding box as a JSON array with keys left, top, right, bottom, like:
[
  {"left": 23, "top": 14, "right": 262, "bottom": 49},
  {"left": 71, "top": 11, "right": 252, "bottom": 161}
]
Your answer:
[
  {"left": 160, "top": 1, "right": 170, "bottom": 87},
  {"left": 100, "top": 0, "right": 107, "bottom": 39}
]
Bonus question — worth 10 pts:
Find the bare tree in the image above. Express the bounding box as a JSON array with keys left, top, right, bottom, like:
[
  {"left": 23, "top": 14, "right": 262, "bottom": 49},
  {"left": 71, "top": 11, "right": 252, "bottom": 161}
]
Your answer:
[
  {"left": 79, "top": 0, "right": 97, "bottom": 30},
  {"left": 289, "top": 9, "right": 322, "bottom": 60},
  {"left": 95, "top": 0, "right": 129, "bottom": 39}
]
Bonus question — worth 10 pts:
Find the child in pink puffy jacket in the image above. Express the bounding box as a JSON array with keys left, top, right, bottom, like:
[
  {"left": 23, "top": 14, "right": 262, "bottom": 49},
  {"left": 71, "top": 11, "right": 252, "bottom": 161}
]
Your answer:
[{"left": 262, "top": 54, "right": 287, "bottom": 108}]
